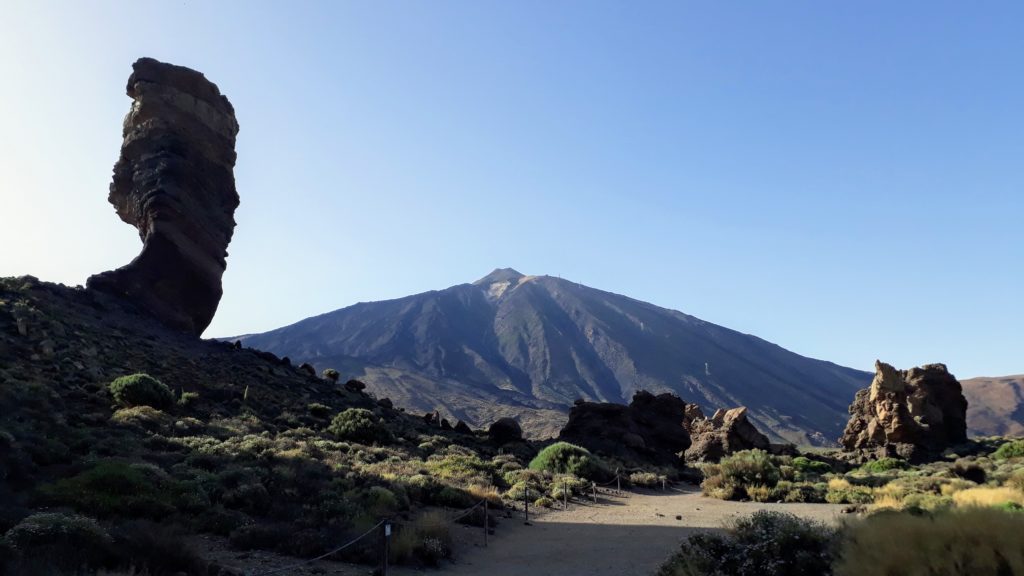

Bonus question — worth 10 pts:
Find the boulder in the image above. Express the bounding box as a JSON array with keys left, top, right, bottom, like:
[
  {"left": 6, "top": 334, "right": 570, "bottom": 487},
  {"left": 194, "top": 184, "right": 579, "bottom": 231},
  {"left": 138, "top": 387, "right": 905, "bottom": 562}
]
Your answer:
[
  {"left": 488, "top": 417, "right": 523, "bottom": 444},
  {"left": 344, "top": 379, "right": 367, "bottom": 393},
  {"left": 840, "top": 360, "right": 967, "bottom": 461},
  {"left": 298, "top": 363, "right": 316, "bottom": 377},
  {"left": 87, "top": 58, "right": 240, "bottom": 336},
  {"left": 558, "top": 390, "right": 692, "bottom": 467},
  {"left": 454, "top": 420, "right": 473, "bottom": 434},
  {"left": 684, "top": 406, "right": 771, "bottom": 463}
]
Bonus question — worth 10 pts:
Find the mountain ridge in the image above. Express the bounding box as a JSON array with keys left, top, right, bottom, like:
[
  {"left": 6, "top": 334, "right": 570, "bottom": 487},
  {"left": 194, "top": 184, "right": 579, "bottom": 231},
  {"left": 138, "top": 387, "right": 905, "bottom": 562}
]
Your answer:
[{"left": 239, "top": 269, "right": 874, "bottom": 444}]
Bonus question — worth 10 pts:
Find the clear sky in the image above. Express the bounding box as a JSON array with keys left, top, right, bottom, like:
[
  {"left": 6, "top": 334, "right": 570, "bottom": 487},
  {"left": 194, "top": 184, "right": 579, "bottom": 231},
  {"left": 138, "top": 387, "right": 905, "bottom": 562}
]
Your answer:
[{"left": 1, "top": 1, "right": 1021, "bottom": 377}]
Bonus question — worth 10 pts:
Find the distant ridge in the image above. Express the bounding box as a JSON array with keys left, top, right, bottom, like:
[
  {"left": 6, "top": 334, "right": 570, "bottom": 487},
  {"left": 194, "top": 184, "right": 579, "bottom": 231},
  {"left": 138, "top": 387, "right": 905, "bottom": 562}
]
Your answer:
[{"left": 239, "top": 269, "right": 874, "bottom": 444}]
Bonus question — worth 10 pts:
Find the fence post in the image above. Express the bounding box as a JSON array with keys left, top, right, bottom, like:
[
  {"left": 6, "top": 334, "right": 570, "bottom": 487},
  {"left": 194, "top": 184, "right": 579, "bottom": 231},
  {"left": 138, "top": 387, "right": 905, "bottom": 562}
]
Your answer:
[
  {"left": 563, "top": 479, "right": 568, "bottom": 510},
  {"left": 592, "top": 482, "right": 597, "bottom": 504},
  {"left": 484, "top": 499, "right": 489, "bottom": 547},
  {"left": 616, "top": 468, "right": 621, "bottom": 495},
  {"left": 382, "top": 521, "right": 391, "bottom": 576},
  {"left": 524, "top": 488, "right": 529, "bottom": 523},
  {"left": 662, "top": 477, "right": 666, "bottom": 491}
]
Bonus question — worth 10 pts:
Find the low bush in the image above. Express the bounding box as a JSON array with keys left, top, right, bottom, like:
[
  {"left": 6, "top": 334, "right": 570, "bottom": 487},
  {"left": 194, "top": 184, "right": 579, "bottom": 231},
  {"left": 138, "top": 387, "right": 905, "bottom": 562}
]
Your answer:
[
  {"left": 307, "top": 402, "right": 332, "bottom": 419},
  {"left": 38, "top": 460, "right": 197, "bottom": 519},
  {"left": 389, "top": 511, "right": 452, "bottom": 567},
  {"left": 657, "top": 511, "right": 836, "bottom": 576},
  {"left": 529, "top": 442, "right": 609, "bottom": 480},
  {"left": 701, "top": 450, "right": 781, "bottom": 500},
  {"left": 835, "top": 508, "right": 1024, "bottom": 576},
  {"left": 629, "top": 472, "right": 666, "bottom": 488},
  {"left": 791, "top": 456, "right": 831, "bottom": 478},
  {"left": 952, "top": 486, "right": 1024, "bottom": 508},
  {"left": 993, "top": 439, "right": 1024, "bottom": 460},
  {"left": 858, "top": 457, "right": 907, "bottom": 473},
  {"left": 3, "top": 512, "right": 113, "bottom": 571},
  {"left": 328, "top": 408, "right": 392, "bottom": 445},
  {"left": 108, "top": 373, "right": 174, "bottom": 409}
]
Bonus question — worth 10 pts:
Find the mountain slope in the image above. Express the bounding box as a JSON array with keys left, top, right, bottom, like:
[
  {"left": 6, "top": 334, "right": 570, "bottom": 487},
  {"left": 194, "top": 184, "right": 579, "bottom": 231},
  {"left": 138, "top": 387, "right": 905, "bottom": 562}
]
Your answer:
[
  {"left": 961, "top": 375, "right": 1024, "bottom": 437},
  {"left": 240, "top": 269, "right": 872, "bottom": 444}
]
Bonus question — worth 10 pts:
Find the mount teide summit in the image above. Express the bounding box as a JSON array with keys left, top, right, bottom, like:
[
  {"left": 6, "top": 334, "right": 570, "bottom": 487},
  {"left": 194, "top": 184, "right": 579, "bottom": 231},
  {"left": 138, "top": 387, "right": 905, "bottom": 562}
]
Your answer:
[{"left": 240, "top": 269, "right": 872, "bottom": 444}]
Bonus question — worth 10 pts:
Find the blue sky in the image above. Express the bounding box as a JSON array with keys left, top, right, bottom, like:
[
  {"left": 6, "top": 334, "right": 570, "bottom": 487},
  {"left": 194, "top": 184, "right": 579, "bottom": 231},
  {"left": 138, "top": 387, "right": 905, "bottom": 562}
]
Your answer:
[{"left": 1, "top": 1, "right": 1020, "bottom": 377}]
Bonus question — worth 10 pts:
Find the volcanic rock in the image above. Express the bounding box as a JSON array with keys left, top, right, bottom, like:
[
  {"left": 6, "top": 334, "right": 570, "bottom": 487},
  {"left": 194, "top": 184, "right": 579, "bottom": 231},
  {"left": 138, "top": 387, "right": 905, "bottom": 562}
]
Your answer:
[
  {"left": 684, "top": 406, "right": 771, "bottom": 463},
  {"left": 488, "top": 417, "right": 523, "bottom": 444},
  {"left": 87, "top": 57, "right": 239, "bottom": 336},
  {"left": 558, "top": 390, "right": 692, "bottom": 467},
  {"left": 840, "top": 361, "right": 967, "bottom": 461}
]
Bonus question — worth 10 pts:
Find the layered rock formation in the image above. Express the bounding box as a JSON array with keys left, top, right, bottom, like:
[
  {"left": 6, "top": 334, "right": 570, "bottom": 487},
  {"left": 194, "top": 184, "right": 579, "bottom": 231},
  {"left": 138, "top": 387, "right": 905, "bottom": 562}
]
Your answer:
[
  {"left": 87, "top": 58, "right": 239, "bottom": 335},
  {"left": 684, "top": 406, "right": 771, "bottom": 462},
  {"left": 558, "top": 390, "right": 692, "bottom": 467},
  {"left": 840, "top": 361, "right": 967, "bottom": 461}
]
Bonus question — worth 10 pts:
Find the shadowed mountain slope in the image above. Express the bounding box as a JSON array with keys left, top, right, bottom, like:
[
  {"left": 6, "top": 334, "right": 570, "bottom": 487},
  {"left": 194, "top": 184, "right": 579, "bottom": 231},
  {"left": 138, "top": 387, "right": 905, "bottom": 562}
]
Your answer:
[{"left": 240, "top": 269, "right": 873, "bottom": 444}]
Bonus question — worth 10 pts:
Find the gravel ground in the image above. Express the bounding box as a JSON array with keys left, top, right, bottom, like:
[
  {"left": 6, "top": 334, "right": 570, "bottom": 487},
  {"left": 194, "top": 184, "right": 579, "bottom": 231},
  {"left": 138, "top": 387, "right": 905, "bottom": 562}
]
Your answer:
[{"left": 203, "top": 485, "right": 848, "bottom": 576}]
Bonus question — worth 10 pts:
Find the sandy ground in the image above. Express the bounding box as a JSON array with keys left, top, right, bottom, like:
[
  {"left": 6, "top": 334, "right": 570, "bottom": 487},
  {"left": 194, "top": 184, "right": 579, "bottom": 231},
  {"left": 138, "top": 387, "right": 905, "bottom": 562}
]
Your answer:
[
  {"left": 203, "top": 486, "right": 848, "bottom": 576},
  {"left": 393, "top": 485, "right": 847, "bottom": 576}
]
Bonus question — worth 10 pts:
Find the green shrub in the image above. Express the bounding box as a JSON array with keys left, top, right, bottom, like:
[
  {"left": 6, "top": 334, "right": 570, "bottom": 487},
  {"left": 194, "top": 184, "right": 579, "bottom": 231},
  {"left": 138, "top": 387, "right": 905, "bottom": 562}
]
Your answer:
[
  {"left": 993, "top": 440, "right": 1024, "bottom": 460},
  {"left": 702, "top": 449, "right": 782, "bottom": 500},
  {"left": 4, "top": 512, "right": 113, "bottom": 571},
  {"left": 792, "top": 456, "right": 831, "bottom": 477},
  {"left": 328, "top": 408, "right": 392, "bottom": 445},
  {"left": 783, "top": 482, "right": 827, "bottom": 503},
  {"left": 108, "top": 373, "right": 174, "bottom": 409},
  {"left": 307, "top": 402, "right": 332, "bottom": 419},
  {"left": 835, "top": 508, "right": 1024, "bottom": 576},
  {"left": 657, "top": 511, "right": 836, "bottom": 576},
  {"left": 529, "top": 442, "right": 609, "bottom": 480},
  {"left": 38, "top": 461, "right": 196, "bottom": 519},
  {"left": 177, "top": 391, "right": 200, "bottom": 407},
  {"left": 110, "top": 405, "right": 173, "bottom": 432},
  {"left": 629, "top": 472, "right": 666, "bottom": 487},
  {"left": 858, "top": 457, "right": 908, "bottom": 473}
]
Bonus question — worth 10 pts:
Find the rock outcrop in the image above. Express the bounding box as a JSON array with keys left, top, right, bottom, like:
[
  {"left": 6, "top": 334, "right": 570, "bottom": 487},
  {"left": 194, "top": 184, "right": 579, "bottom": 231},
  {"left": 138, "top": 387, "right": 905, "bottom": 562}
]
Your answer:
[
  {"left": 87, "top": 58, "right": 239, "bottom": 336},
  {"left": 488, "top": 417, "right": 523, "bottom": 444},
  {"left": 558, "top": 390, "right": 692, "bottom": 467},
  {"left": 684, "top": 406, "right": 771, "bottom": 462},
  {"left": 840, "top": 361, "right": 967, "bottom": 461}
]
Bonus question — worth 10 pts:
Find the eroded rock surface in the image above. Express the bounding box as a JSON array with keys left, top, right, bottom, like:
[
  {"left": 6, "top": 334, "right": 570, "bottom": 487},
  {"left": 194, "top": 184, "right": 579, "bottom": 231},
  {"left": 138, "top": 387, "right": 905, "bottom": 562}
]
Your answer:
[
  {"left": 840, "top": 360, "right": 967, "bottom": 461},
  {"left": 558, "top": 390, "right": 692, "bottom": 467},
  {"left": 87, "top": 57, "right": 239, "bottom": 335},
  {"left": 684, "top": 406, "right": 771, "bottom": 463}
]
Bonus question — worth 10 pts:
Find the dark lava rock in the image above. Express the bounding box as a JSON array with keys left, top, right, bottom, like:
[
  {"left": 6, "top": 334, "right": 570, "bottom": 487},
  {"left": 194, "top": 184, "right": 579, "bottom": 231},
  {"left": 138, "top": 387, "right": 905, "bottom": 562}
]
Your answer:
[
  {"left": 87, "top": 58, "right": 240, "bottom": 336},
  {"left": 558, "top": 390, "right": 692, "bottom": 467},
  {"left": 840, "top": 360, "right": 967, "bottom": 462},
  {"left": 488, "top": 417, "right": 523, "bottom": 444},
  {"left": 684, "top": 407, "right": 771, "bottom": 463},
  {"left": 298, "top": 363, "right": 316, "bottom": 377},
  {"left": 454, "top": 420, "right": 473, "bottom": 434},
  {"left": 344, "top": 379, "right": 367, "bottom": 393},
  {"left": 377, "top": 397, "right": 393, "bottom": 409}
]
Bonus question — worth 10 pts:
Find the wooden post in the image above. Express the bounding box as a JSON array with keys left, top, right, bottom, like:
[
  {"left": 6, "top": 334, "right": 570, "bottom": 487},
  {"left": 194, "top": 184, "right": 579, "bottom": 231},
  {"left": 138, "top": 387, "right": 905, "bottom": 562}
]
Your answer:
[
  {"left": 382, "top": 521, "right": 391, "bottom": 576},
  {"left": 484, "top": 500, "right": 489, "bottom": 547},
  {"left": 662, "top": 478, "right": 666, "bottom": 491},
  {"left": 563, "top": 480, "right": 568, "bottom": 510},
  {"left": 524, "top": 488, "right": 529, "bottom": 523},
  {"left": 616, "top": 469, "right": 621, "bottom": 495},
  {"left": 592, "top": 482, "right": 597, "bottom": 504}
]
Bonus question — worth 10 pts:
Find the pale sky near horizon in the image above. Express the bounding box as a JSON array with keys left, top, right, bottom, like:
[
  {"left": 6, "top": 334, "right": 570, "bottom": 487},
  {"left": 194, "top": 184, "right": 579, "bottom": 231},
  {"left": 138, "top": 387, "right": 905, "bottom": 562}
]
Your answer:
[{"left": 1, "top": 1, "right": 1021, "bottom": 377}]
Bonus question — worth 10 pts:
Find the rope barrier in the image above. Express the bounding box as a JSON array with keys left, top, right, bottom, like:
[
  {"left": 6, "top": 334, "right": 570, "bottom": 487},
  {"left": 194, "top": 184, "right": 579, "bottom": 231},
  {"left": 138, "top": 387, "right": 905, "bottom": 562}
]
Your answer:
[{"left": 249, "top": 519, "right": 388, "bottom": 576}]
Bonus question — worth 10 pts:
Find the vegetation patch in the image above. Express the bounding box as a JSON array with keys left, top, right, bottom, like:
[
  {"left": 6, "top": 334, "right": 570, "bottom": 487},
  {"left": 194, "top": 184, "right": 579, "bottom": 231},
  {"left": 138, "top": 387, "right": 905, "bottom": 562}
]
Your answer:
[
  {"left": 108, "top": 373, "right": 174, "bottom": 409},
  {"left": 529, "top": 442, "right": 609, "bottom": 480}
]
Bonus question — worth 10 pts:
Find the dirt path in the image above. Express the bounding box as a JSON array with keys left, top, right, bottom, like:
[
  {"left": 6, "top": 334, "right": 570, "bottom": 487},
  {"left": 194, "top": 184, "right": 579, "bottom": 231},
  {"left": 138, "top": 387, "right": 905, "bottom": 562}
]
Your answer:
[
  {"left": 204, "top": 486, "right": 847, "bottom": 576},
  {"left": 394, "top": 486, "right": 848, "bottom": 576}
]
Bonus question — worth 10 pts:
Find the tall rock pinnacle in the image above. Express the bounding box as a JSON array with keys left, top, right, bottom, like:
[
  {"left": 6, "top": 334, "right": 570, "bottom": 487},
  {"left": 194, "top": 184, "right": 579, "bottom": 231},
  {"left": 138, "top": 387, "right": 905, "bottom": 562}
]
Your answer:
[{"left": 87, "top": 57, "right": 239, "bottom": 335}]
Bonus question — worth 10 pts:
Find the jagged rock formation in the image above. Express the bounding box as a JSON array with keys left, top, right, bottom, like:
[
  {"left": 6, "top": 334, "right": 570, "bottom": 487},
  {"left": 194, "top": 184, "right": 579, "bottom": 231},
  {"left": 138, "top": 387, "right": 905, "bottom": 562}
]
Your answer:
[
  {"left": 684, "top": 406, "right": 771, "bottom": 463},
  {"left": 558, "top": 390, "right": 692, "bottom": 467},
  {"left": 87, "top": 58, "right": 239, "bottom": 336},
  {"left": 840, "top": 361, "right": 968, "bottom": 461}
]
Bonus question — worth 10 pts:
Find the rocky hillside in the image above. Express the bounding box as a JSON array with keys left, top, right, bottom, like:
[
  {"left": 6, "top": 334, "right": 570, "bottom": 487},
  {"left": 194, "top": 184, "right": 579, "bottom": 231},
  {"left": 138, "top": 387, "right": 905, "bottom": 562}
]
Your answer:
[
  {"left": 239, "top": 268, "right": 872, "bottom": 445},
  {"left": 962, "top": 375, "right": 1024, "bottom": 437}
]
